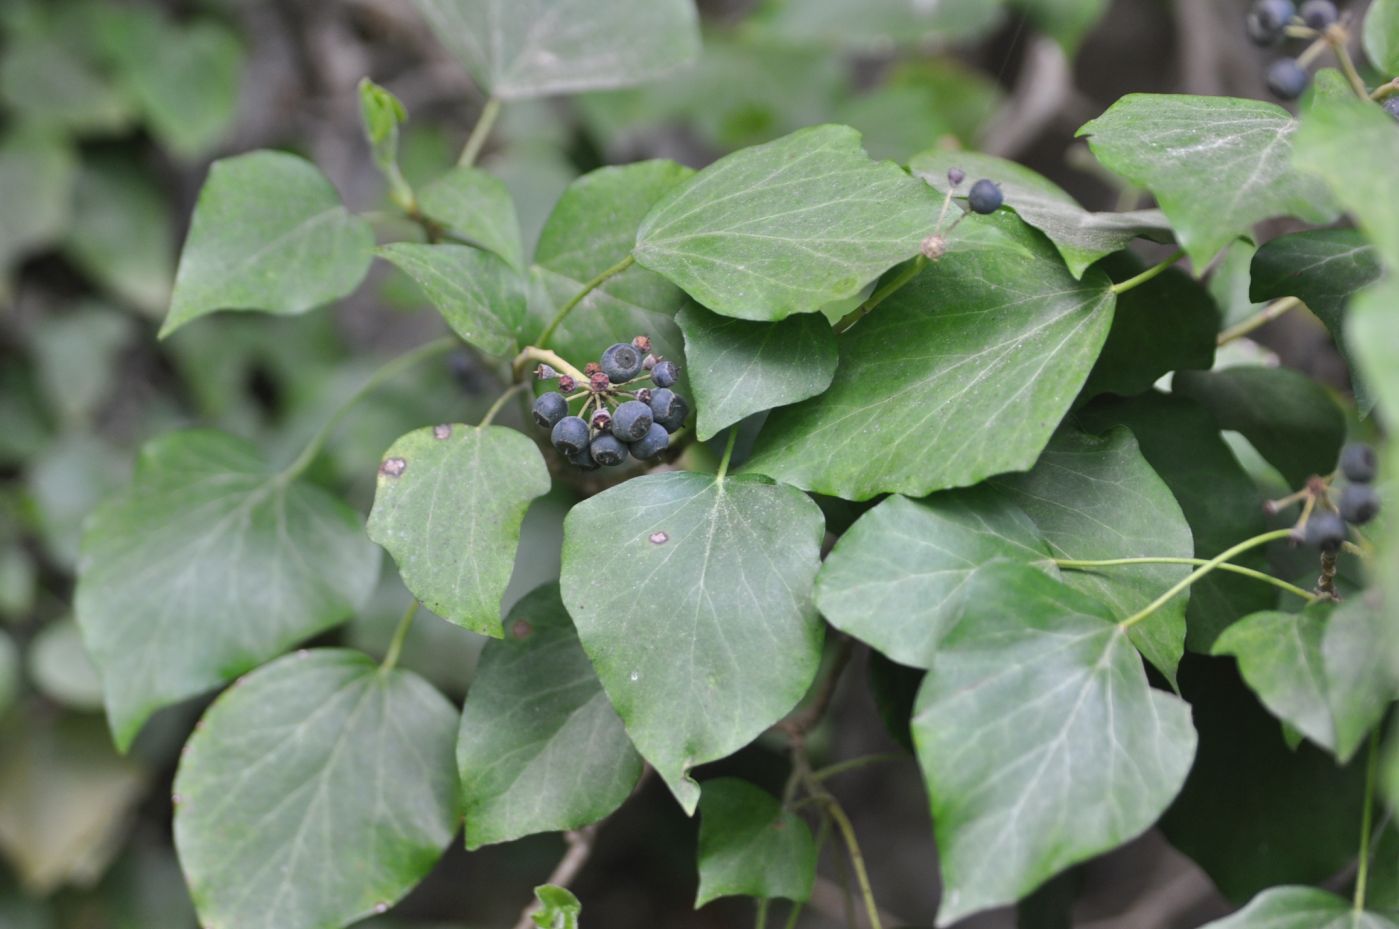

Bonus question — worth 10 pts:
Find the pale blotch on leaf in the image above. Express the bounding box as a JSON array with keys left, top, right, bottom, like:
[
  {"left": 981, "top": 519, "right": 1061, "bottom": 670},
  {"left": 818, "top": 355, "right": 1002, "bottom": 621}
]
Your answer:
[
  {"left": 649, "top": 531, "right": 669, "bottom": 544},
  {"left": 433, "top": 424, "right": 452, "bottom": 440},
  {"left": 380, "top": 457, "right": 407, "bottom": 478},
  {"left": 510, "top": 618, "right": 533, "bottom": 640}
]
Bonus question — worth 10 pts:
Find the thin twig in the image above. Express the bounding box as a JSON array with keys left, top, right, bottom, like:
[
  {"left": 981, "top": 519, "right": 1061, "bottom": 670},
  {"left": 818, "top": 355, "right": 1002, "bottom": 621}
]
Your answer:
[
  {"left": 1055, "top": 555, "right": 1316, "bottom": 602},
  {"left": 1216, "top": 297, "right": 1302, "bottom": 346},
  {"left": 833, "top": 258, "right": 926, "bottom": 335},
  {"left": 535, "top": 255, "right": 636, "bottom": 349},
  {"left": 379, "top": 599, "right": 419, "bottom": 672},
  {"left": 1119, "top": 529, "right": 1295, "bottom": 629},
  {"left": 511, "top": 824, "right": 600, "bottom": 929},
  {"left": 1110, "top": 248, "right": 1187, "bottom": 296},
  {"left": 782, "top": 636, "right": 855, "bottom": 738},
  {"left": 459, "top": 96, "right": 502, "bottom": 167}
]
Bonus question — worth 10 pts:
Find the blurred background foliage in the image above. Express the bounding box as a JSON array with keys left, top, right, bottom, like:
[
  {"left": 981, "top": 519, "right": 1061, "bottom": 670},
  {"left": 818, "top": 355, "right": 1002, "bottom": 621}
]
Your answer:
[{"left": 0, "top": 0, "right": 1379, "bottom": 927}]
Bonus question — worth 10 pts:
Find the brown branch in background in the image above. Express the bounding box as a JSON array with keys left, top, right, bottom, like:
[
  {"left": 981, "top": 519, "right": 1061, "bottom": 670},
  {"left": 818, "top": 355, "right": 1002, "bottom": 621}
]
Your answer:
[
  {"left": 982, "top": 36, "right": 1072, "bottom": 159},
  {"left": 781, "top": 634, "right": 854, "bottom": 738},
  {"left": 510, "top": 825, "right": 600, "bottom": 929}
]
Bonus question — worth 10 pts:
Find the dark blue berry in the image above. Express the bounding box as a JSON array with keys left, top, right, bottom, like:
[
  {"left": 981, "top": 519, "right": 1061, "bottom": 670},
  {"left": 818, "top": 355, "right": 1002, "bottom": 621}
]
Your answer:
[
  {"left": 590, "top": 433, "right": 629, "bottom": 467},
  {"left": 551, "top": 416, "right": 590, "bottom": 457},
  {"left": 651, "top": 359, "right": 679, "bottom": 388},
  {"left": 1300, "top": 0, "right": 1336, "bottom": 29},
  {"left": 568, "top": 445, "right": 599, "bottom": 471},
  {"left": 1339, "top": 484, "right": 1381, "bottom": 525},
  {"left": 1340, "top": 443, "right": 1377, "bottom": 483},
  {"left": 1267, "top": 59, "right": 1309, "bottom": 100},
  {"left": 947, "top": 167, "right": 966, "bottom": 187},
  {"left": 601, "top": 343, "right": 644, "bottom": 383},
  {"left": 611, "top": 400, "right": 654, "bottom": 442},
  {"left": 1383, "top": 97, "right": 1399, "bottom": 122},
  {"left": 532, "top": 392, "right": 568, "bottom": 430},
  {"left": 648, "top": 388, "right": 689, "bottom": 431},
  {"left": 967, "top": 179, "right": 1003, "bottom": 214},
  {"left": 1247, "top": 0, "right": 1296, "bottom": 45},
  {"left": 630, "top": 423, "right": 670, "bottom": 460},
  {"left": 1304, "top": 511, "right": 1346, "bottom": 552}
]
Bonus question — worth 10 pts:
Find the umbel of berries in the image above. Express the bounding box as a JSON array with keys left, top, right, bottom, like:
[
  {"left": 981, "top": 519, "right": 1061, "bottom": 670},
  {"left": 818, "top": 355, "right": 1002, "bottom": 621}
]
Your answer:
[
  {"left": 532, "top": 335, "right": 691, "bottom": 471},
  {"left": 1299, "top": 443, "right": 1384, "bottom": 553}
]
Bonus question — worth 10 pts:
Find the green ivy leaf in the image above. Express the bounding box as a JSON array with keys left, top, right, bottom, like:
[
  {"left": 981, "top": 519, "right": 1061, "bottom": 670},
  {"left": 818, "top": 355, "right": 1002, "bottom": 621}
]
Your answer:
[
  {"left": 174, "top": 649, "right": 459, "bottom": 929},
  {"left": 1080, "top": 253, "right": 1218, "bottom": 399},
  {"left": 745, "top": 213, "right": 1116, "bottom": 501},
  {"left": 911, "top": 149, "right": 1172, "bottom": 278},
  {"left": 1322, "top": 599, "right": 1399, "bottom": 764},
  {"left": 560, "top": 472, "right": 825, "bottom": 814},
  {"left": 1077, "top": 393, "right": 1274, "bottom": 650},
  {"left": 414, "top": 0, "right": 700, "bottom": 99},
  {"left": 367, "top": 425, "right": 550, "bottom": 637},
  {"left": 418, "top": 167, "right": 525, "bottom": 272},
  {"left": 815, "top": 489, "right": 1058, "bottom": 669},
  {"left": 532, "top": 885, "right": 582, "bottom": 929},
  {"left": 1365, "top": 0, "right": 1399, "bottom": 75},
  {"left": 529, "top": 161, "right": 693, "bottom": 366},
  {"left": 457, "top": 584, "right": 642, "bottom": 849},
  {"left": 74, "top": 430, "right": 382, "bottom": 750},
  {"left": 31, "top": 301, "right": 134, "bottom": 426},
  {"left": 378, "top": 245, "right": 526, "bottom": 357},
  {"left": 677, "top": 303, "right": 837, "bottom": 441},
  {"left": 695, "top": 778, "right": 816, "bottom": 907},
  {"left": 1294, "top": 93, "right": 1399, "bottom": 271},
  {"left": 357, "top": 78, "right": 411, "bottom": 210},
  {"left": 634, "top": 125, "right": 940, "bottom": 321},
  {"left": 1348, "top": 279, "right": 1399, "bottom": 429},
  {"left": 1077, "top": 95, "right": 1337, "bottom": 269},
  {"left": 161, "top": 151, "right": 375, "bottom": 338},
  {"left": 912, "top": 562, "right": 1196, "bottom": 925},
  {"left": 751, "top": 0, "right": 1004, "bottom": 48},
  {"left": 1195, "top": 886, "right": 1397, "bottom": 929},
  {"left": 0, "top": 130, "right": 76, "bottom": 278},
  {"left": 1173, "top": 366, "right": 1345, "bottom": 488},
  {"left": 992, "top": 427, "right": 1192, "bottom": 684},
  {"left": 0, "top": 36, "right": 131, "bottom": 134},
  {"left": 28, "top": 618, "right": 104, "bottom": 712}
]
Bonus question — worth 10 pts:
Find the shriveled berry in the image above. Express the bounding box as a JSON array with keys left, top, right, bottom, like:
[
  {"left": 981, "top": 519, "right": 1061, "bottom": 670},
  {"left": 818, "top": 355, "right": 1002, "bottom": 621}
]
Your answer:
[
  {"left": 558, "top": 374, "right": 576, "bottom": 392},
  {"left": 1384, "top": 97, "right": 1399, "bottom": 121},
  {"left": 1267, "top": 58, "right": 1309, "bottom": 100},
  {"left": 601, "top": 342, "right": 644, "bottom": 383},
  {"left": 651, "top": 359, "right": 679, "bottom": 388},
  {"left": 612, "top": 400, "right": 654, "bottom": 442},
  {"left": 947, "top": 167, "right": 966, "bottom": 187},
  {"left": 1300, "top": 0, "right": 1336, "bottom": 29},
  {"left": 589, "top": 371, "right": 611, "bottom": 392},
  {"left": 632, "top": 334, "right": 652, "bottom": 353},
  {"left": 532, "top": 392, "right": 568, "bottom": 430},
  {"left": 636, "top": 387, "right": 653, "bottom": 404},
  {"left": 631, "top": 422, "right": 670, "bottom": 460},
  {"left": 1340, "top": 443, "right": 1377, "bottom": 483},
  {"left": 534, "top": 363, "right": 558, "bottom": 380},
  {"left": 590, "top": 408, "right": 612, "bottom": 432},
  {"left": 569, "top": 445, "right": 599, "bottom": 471},
  {"left": 551, "top": 416, "right": 590, "bottom": 457},
  {"left": 642, "top": 353, "right": 658, "bottom": 371},
  {"left": 584, "top": 362, "right": 602, "bottom": 376},
  {"left": 1339, "top": 483, "right": 1381, "bottom": 525},
  {"left": 967, "top": 179, "right": 1003, "bottom": 214},
  {"left": 649, "top": 388, "right": 689, "bottom": 431},
  {"left": 591, "top": 433, "right": 629, "bottom": 467},
  {"left": 1304, "top": 510, "right": 1347, "bottom": 552},
  {"left": 1247, "top": 0, "right": 1296, "bottom": 45}
]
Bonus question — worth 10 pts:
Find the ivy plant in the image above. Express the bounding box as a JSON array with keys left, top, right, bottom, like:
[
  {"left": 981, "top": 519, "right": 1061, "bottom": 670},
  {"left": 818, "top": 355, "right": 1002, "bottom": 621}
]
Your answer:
[{"left": 64, "top": 1, "right": 1399, "bottom": 927}]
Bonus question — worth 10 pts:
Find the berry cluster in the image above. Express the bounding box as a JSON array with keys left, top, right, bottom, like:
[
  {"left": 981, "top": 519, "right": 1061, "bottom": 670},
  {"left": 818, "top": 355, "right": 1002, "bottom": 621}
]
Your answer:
[
  {"left": 1299, "top": 443, "right": 1382, "bottom": 552},
  {"left": 943, "top": 167, "right": 1004, "bottom": 216},
  {"left": 1245, "top": 0, "right": 1340, "bottom": 100},
  {"left": 530, "top": 337, "right": 689, "bottom": 471}
]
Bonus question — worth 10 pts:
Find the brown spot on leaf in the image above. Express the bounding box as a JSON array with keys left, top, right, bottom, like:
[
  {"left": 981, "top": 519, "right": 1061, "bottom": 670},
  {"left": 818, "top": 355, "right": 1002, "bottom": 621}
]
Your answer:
[
  {"left": 510, "top": 619, "right": 533, "bottom": 640},
  {"left": 380, "top": 457, "right": 408, "bottom": 478},
  {"left": 433, "top": 424, "right": 452, "bottom": 440},
  {"left": 650, "top": 531, "right": 668, "bottom": 545}
]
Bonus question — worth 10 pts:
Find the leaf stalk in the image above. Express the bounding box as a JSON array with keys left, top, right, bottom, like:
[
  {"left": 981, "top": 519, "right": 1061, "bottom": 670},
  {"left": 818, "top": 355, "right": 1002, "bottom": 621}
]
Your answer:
[
  {"left": 1118, "top": 529, "right": 1294, "bottom": 629},
  {"left": 1108, "top": 248, "right": 1186, "bottom": 296}
]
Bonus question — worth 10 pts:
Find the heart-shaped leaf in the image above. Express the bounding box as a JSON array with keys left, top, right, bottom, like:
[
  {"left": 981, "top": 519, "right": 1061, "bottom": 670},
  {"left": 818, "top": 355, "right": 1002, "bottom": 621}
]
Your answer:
[
  {"left": 418, "top": 166, "right": 525, "bottom": 272},
  {"left": 560, "top": 471, "right": 825, "bottom": 813},
  {"left": 378, "top": 244, "right": 526, "bottom": 358},
  {"left": 414, "top": 0, "right": 700, "bottom": 99},
  {"left": 1365, "top": 0, "right": 1399, "bottom": 75},
  {"left": 634, "top": 125, "right": 940, "bottom": 321},
  {"left": 367, "top": 424, "right": 551, "bottom": 637},
  {"left": 174, "top": 649, "right": 459, "bottom": 929},
  {"left": 75, "top": 430, "right": 381, "bottom": 750},
  {"left": 677, "top": 302, "right": 837, "bottom": 440},
  {"left": 161, "top": 151, "right": 374, "bottom": 337},
  {"left": 911, "top": 562, "right": 1196, "bottom": 925},
  {"left": 457, "top": 584, "right": 643, "bottom": 848},
  {"left": 695, "top": 778, "right": 816, "bottom": 907},
  {"left": 1194, "top": 886, "right": 1398, "bottom": 929},
  {"left": 1078, "top": 95, "right": 1337, "bottom": 269},
  {"left": 745, "top": 213, "right": 1116, "bottom": 501},
  {"left": 0, "top": 130, "right": 76, "bottom": 275}
]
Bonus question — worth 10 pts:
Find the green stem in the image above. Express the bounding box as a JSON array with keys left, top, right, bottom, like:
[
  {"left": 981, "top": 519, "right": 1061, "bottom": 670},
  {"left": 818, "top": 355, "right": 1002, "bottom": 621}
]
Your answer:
[
  {"left": 1354, "top": 728, "right": 1380, "bottom": 911},
  {"left": 479, "top": 382, "right": 528, "bottom": 428},
  {"left": 716, "top": 429, "right": 739, "bottom": 482},
  {"left": 833, "top": 256, "right": 927, "bottom": 335},
  {"left": 803, "top": 774, "right": 882, "bottom": 929},
  {"left": 1109, "top": 248, "right": 1187, "bottom": 295},
  {"left": 1331, "top": 38, "right": 1370, "bottom": 99},
  {"left": 380, "top": 599, "right": 420, "bottom": 672},
  {"left": 781, "top": 818, "right": 832, "bottom": 929},
  {"left": 512, "top": 346, "right": 589, "bottom": 385},
  {"left": 535, "top": 255, "right": 636, "bottom": 349},
  {"left": 1055, "top": 556, "right": 1316, "bottom": 602},
  {"left": 1119, "top": 529, "right": 1294, "bottom": 630},
  {"left": 809, "top": 753, "right": 904, "bottom": 784},
  {"left": 280, "top": 336, "right": 458, "bottom": 481},
  {"left": 1217, "top": 297, "right": 1302, "bottom": 346},
  {"left": 755, "top": 898, "right": 769, "bottom": 929},
  {"left": 458, "top": 97, "right": 502, "bottom": 167}
]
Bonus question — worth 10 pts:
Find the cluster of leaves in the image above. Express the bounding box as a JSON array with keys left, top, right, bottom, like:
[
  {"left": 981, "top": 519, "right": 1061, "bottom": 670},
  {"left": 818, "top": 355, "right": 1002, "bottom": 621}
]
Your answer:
[{"left": 6, "top": 0, "right": 1399, "bottom": 928}]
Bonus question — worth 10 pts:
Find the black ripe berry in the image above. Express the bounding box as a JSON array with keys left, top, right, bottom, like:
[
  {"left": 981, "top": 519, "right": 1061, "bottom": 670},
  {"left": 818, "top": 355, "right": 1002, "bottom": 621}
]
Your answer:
[
  {"left": 631, "top": 423, "right": 671, "bottom": 460},
  {"left": 649, "top": 388, "right": 689, "bottom": 431},
  {"left": 1384, "top": 97, "right": 1399, "bottom": 122},
  {"left": 651, "top": 359, "right": 679, "bottom": 388},
  {"left": 532, "top": 392, "right": 568, "bottom": 430},
  {"left": 601, "top": 343, "right": 644, "bottom": 383},
  {"left": 568, "top": 445, "right": 599, "bottom": 471},
  {"left": 1304, "top": 510, "right": 1347, "bottom": 552},
  {"left": 1247, "top": 0, "right": 1296, "bottom": 45},
  {"left": 1339, "top": 483, "right": 1381, "bottom": 525},
  {"left": 590, "top": 433, "right": 629, "bottom": 467},
  {"left": 1267, "top": 59, "right": 1309, "bottom": 100},
  {"left": 611, "top": 400, "right": 654, "bottom": 442},
  {"left": 551, "top": 416, "right": 590, "bottom": 457},
  {"left": 1300, "top": 0, "right": 1337, "bottom": 29},
  {"left": 1339, "top": 443, "right": 1377, "bottom": 483},
  {"left": 967, "top": 179, "right": 1003, "bottom": 214}
]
